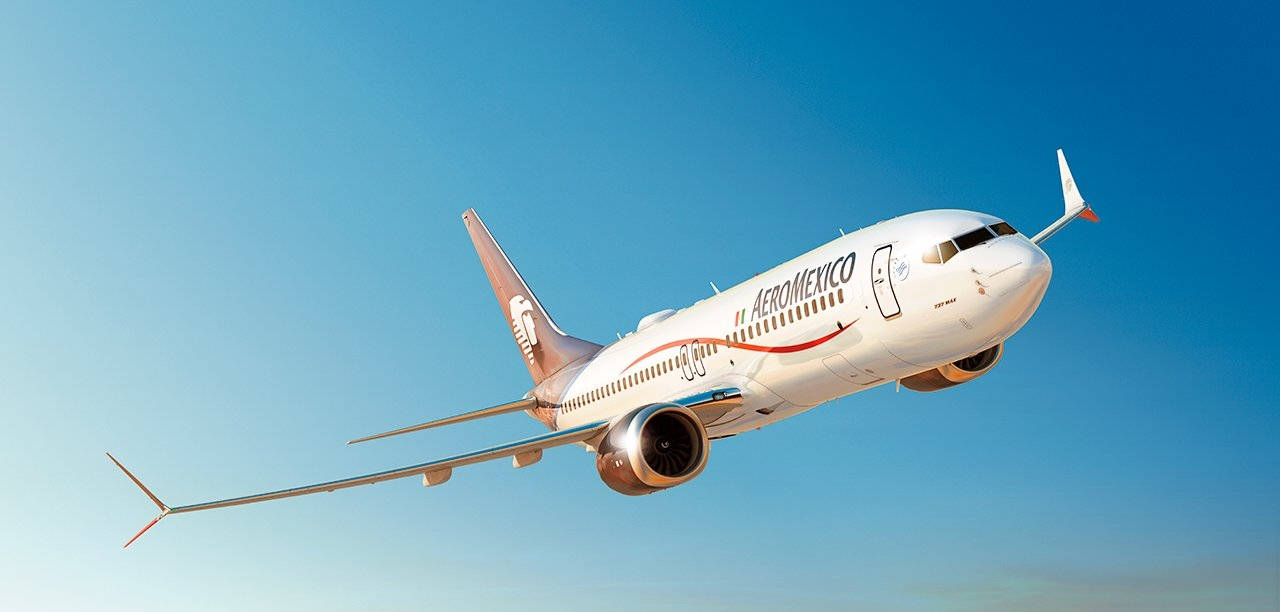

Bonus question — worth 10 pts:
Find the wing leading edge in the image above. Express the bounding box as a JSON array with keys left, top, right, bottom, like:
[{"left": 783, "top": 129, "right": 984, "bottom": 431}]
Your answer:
[{"left": 107, "top": 420, "right": 609, "bottom": 548}]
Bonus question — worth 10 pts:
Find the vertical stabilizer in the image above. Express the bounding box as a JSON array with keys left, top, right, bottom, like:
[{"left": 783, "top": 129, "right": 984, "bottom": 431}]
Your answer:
[{"left": 462, "top": 209, "right": 601, "bottom": 384}]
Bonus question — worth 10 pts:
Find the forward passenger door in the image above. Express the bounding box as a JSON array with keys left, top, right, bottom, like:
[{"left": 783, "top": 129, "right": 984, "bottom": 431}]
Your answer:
[{"left": 871, "top": 245, "right": 901, "bottom": 319}]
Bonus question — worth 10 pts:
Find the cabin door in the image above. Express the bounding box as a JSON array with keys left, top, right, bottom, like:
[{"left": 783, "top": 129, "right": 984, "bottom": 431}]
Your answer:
[{"left": 870, "top": 245, "right": 901, "bottom": 319}]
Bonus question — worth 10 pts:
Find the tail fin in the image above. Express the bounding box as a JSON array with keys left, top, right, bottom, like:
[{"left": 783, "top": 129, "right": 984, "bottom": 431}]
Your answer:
[{"left": 461, "top": 209, "right": 601, "bottom": 384}]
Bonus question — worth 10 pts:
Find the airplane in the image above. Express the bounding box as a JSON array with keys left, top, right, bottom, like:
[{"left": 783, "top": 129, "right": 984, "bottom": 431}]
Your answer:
[{"left": 108, "top": 149, "right": 1099, "bottom": 547}]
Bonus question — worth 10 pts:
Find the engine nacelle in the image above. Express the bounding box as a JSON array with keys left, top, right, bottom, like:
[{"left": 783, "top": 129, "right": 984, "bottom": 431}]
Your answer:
[
  {"left": 595, "top": 403, "right": 709, "bottom": 496},
  {"left": 900, "top": 344, "right": 1003, "bottom": 392}
]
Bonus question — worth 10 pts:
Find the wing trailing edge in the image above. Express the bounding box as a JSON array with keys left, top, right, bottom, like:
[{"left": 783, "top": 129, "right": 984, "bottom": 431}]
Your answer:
[{"left": 107, "top": 420, "right": 608, "bottom": 548}]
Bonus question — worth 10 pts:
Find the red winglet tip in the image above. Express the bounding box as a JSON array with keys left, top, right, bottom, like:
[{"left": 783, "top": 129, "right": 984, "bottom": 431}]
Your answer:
[
  {"left": 124, "top": 513, "right": 166, "bottom": 549},
  {"left": 1080, "top": 207, "right": 1100, "bottom": 222}
]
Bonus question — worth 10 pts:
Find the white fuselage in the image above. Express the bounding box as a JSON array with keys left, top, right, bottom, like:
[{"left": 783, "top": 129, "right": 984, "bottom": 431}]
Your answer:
[{"left": 552, "top": 209, "right": 1052, "bottom": 438}]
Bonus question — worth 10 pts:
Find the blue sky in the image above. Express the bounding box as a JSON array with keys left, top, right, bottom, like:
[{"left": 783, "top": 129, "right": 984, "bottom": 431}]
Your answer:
[{"left": 1, "top": 2, "right": 1276, "bottom": 610}]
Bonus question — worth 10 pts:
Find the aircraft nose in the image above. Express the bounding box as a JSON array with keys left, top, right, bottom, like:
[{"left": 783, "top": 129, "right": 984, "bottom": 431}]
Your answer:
[
  {"left": 969, "top": 237, "right": 1052, "bottom": 302},
  {"left": 1023, "top": 242, "right": 1052, "bottom": 290},
  {"left": 960, "top": 237, "right": 1052, "bottom": 342}
]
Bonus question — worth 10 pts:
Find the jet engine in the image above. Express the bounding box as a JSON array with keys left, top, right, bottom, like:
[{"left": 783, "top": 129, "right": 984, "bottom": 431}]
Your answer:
[
  {"left": 900, "top": 344, "right": 1004, "bottom": 392},
  {"left": 595, "top": 403, "right": 709, "bottom": 495}
]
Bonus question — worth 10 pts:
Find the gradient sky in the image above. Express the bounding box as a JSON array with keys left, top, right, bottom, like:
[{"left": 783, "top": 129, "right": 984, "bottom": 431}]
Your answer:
[{"left": 2, "top": 2, "right": 1277, "bottom": 611}]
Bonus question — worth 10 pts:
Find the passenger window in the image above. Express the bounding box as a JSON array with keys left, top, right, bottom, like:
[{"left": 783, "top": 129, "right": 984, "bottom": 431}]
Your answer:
[
  {"left": 788, "top": 310, "right": 795, "bottom": 323},
  {"left": 803, "top": 303, "right": 810, "bottom": 317},
  {"left": 922, "top": 245, "right": 942, "bottom": 264},
  {"left": 954, "top": 227, "right": 996, "bottom": 251},
  {"left": 837, "top": 288, "right": 844, "bottom": 303},
  {"left": 939, "top": 240, "right": 958, "bottom": 263},
  {"left": 990, "top": 222, "right": 1018, "bottom": 236}
]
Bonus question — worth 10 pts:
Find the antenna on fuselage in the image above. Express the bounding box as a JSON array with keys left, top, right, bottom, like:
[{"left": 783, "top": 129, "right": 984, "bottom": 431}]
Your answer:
[{"left": 709, "top": 281, "right": 720, "bottom": 295}]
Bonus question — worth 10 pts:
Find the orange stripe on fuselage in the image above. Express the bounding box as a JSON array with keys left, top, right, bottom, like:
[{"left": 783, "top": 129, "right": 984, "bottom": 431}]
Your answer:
[{"left": 618, "top": 320, "right": 858, "bottom": 374}]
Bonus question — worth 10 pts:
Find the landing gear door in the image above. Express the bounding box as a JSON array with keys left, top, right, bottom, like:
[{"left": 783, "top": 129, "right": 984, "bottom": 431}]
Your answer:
[{"left": 871, "top": 245, "right": 901, "bottom": 319}]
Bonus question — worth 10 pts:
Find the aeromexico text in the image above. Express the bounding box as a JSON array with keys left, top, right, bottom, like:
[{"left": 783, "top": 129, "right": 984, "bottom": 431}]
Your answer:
[{"left": 748, "top": 251, "right": 856, "bottom": 322}]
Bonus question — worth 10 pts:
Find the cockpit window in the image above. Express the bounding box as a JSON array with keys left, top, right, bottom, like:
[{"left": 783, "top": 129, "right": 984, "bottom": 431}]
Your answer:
[
  {"left": 953, "top": 226, "right": 996, "bottom": 251},
  {"left": 938, "top": 240, "right": 958, "bottom": 263},
  {"left": 923, "top": 240, "right": 961, "bottom": 264},
  {"left": 989, "top": 221, "right": 1018, "bottom": 236},
  {"left": 923, "top": 224, "right": 1005, "bottom": 265},
  {"left": 922, "top": 246, "right": 942, "bottom": 264}
]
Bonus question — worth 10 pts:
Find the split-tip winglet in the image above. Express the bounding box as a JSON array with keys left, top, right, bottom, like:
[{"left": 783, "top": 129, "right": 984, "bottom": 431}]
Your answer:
[
  {"left": 106, "top": 452, "right": 170, "bottom": 548},
  {"left": 1033, "top": 149, "right": 1100, "bottom": 244}
]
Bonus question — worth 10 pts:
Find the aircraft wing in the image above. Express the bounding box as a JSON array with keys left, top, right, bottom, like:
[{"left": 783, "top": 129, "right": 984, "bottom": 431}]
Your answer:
[{"left": 107, "top": 420, "right": 609, "bottom": 548}]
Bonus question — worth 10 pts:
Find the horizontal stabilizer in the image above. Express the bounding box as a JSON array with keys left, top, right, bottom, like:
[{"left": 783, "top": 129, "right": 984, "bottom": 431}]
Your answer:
[{"left": 347, "top": 397, "right": 538, "bottom": 445}]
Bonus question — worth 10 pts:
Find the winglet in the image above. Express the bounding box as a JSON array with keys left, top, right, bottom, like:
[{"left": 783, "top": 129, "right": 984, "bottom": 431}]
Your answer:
[
  {"left": 1032, "top": 149, "right": 1100, "bottom": 244},
  {"left": 106, "top": 452, "right": 170, "bottom": 548},
  {"left": 1057, "top": 149, "right": 1084, "bottom": 212},
  {"left": 123, "top": 510, "right": 169, "bottom": 548},
  {"left": 1057, "top": 148, "right": 1099, "bottom": 222}
]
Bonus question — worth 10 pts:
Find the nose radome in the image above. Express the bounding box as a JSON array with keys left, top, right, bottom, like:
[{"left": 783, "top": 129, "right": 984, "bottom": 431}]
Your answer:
[
  {"left": 970, "top": 239, "right": 1028, "bottom": 278},
  {"left": 996, "top": 240, "right": 1052, "bottom": 302},
  {"left": 973, "top": 238, "right": 1051, "bottom": 296},
  {"left": 1026, "top": 242, "right": 1052, "bottom": 287},
  {"left": 963, "top": 238, "right": 1052, "bottom": 345}
]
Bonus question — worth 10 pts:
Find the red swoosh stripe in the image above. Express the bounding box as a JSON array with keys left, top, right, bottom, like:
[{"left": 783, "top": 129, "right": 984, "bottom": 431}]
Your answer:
[{"left": 619, "top": 319, "right": 858, "bottom": 374}]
